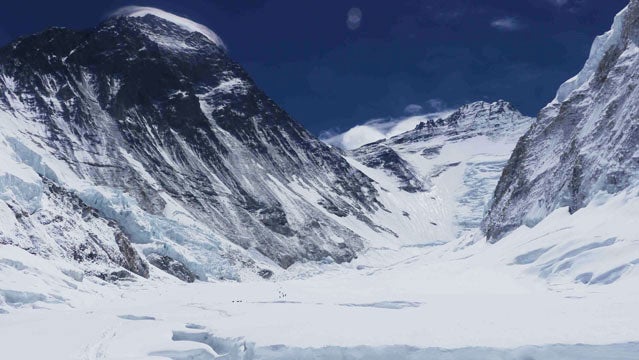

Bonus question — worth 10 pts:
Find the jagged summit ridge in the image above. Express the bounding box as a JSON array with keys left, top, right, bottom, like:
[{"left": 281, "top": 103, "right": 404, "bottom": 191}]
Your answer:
[{"left": 387, "top": 100, "right": 531, "bottom": 144}]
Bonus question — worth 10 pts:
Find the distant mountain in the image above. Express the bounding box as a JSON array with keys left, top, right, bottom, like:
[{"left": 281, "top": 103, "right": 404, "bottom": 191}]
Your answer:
[
  {"left": 483, "top": 0, "right": 639, "bottom": 241},
  {"left": 347, "top": 100, "right": 533, "bottom": 242}
]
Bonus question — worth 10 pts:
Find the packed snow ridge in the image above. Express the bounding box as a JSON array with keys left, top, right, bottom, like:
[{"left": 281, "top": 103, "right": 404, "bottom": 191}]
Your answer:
[{"left": 110, "top": 6, "right": 227, "bottom": 49}]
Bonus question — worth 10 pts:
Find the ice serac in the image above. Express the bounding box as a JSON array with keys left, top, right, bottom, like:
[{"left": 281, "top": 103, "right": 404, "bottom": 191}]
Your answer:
[
  {"left": 483, "top": 1, "right": 639, "bottom": 242},
  {"left": 0, "top": 152, "right": 149, "bottom": 280},
  {"left": 0, "top": 10, "right": 381, "bottom": 278}
]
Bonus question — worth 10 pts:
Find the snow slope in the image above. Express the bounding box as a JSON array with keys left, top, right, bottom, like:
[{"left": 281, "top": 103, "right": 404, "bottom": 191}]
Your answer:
[{"left": 1, "top": 185, "right": 638, "bottom": 358}]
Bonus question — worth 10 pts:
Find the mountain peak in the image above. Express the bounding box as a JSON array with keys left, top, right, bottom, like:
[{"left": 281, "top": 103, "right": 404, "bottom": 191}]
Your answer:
[
  {"left": 483, "top": 0, "right": 639, "bottom": 242},
  {"left": 109, "top": 6, "right": 226, "bottom": 50},
  {"left": 406, "top": 100, "right": 527, "bottom": 138},
  {"left": 554, "top": 1, "right": 636, "bottom": 103},
  {"left": 0, "top": 7, "right": 381, "bottom": 275}
]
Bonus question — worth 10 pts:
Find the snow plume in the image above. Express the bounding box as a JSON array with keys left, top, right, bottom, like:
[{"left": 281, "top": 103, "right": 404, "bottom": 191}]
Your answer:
[
  {"left": 321, "top": 111, "right": 452, "bottom": 150},
  {"left": 110, "top": 6, "right": 226, "bottom": 49}
]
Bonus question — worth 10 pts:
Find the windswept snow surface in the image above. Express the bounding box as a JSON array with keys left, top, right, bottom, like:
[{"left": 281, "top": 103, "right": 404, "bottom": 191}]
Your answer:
[{"left": 1, "top": 185, "right": 639, "bottom": 358}]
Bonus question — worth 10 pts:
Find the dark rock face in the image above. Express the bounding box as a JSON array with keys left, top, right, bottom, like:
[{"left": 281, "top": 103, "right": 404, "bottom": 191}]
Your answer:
[
  {"left": 257, "top": 269, "right": 274, "bottom": 279},
  {"left": 147, "top": 254, "right": 197, "bottom": 283},
  {"left": 0, "top": 12, "right": 381, "bottom": 273},
  {"left": 114, "top": 231, "right": 150, "bottom": 278},
  {"left": 483, "top": 1, "right": 639, "bottom": 242},
  {"left": 421, "top": 146, "right": 442, "bottom": 159},
  {"left": 98, "top": 270, "right": 133, "bottom": 282},
  {"left": 390, "top": 101, "right": 525, "bottom": 146},
  {"left": 45, "top": 180, "right": 150, "bottom": 279},
  {"left": 352, "top": 144, "right": 425, "bottom": 193}
]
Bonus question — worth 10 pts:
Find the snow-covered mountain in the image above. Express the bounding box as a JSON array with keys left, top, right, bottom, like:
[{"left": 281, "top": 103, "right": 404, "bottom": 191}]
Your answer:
[
  {"left": 0, "top": 7, "right": 540, "bottom": 283},
  {"left": 344, "top": 100, "right": 533, "bottom": 244},
  {"left": 0, "top": 9, "right": 392, "bottom": 281},
  {"left": 2, "top": 3, "right": 639, "bottom": 358},
  {"left": 483, "top": 0, "right": 639, "bottom": 241}
]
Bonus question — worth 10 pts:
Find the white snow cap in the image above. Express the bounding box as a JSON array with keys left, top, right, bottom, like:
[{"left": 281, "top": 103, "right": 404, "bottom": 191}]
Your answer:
[{"left": 111, "top": 6, "right": 226, "bottom": 50}]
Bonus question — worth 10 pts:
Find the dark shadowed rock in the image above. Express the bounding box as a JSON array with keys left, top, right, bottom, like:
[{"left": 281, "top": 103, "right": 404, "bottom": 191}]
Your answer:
[{"left": 147, "top": 254, "right": 197, "bottom": 283}]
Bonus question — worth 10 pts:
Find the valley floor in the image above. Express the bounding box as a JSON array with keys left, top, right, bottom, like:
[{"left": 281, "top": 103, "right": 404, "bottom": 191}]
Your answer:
[{"left": 1, "top": 187, "right": 639, "bottom": 359}]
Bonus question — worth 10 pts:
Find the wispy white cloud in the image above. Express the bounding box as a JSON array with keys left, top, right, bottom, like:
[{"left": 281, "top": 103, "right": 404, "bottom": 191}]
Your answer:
[
  {"left": 404, "top": 104, "right": 423, "bottom": 115},
  {"left": 321, "top": 122, "right": 386, "bottom": 150},
  {"left": 490, "top": 17, "right": 524, "bottom": 31},
  {"left": 427, "top": 98, "right": 447, "bottom": 112}
]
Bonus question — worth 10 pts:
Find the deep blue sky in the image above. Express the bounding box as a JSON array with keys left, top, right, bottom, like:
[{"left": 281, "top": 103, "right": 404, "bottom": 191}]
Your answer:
[{"left": 0, "top": 0, "right": 629, "bottom": 135}]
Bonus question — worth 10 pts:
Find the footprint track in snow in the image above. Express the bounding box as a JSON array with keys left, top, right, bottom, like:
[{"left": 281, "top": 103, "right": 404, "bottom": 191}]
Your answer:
[{"left": 81, "top": 325, "right": 118, "bottom": 360}]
